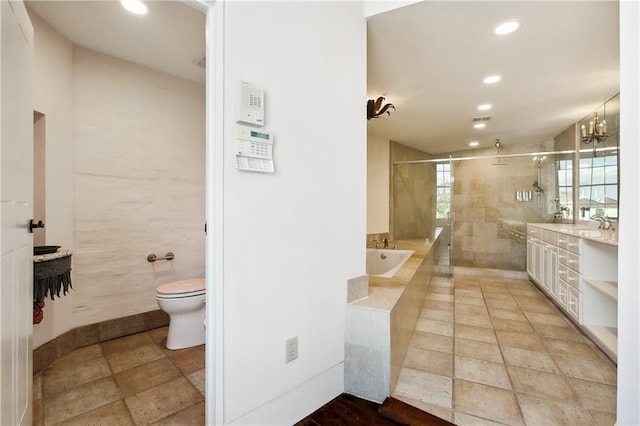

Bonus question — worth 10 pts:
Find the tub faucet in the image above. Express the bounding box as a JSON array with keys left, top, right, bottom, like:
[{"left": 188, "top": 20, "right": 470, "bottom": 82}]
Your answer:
[{"left": 383, "top": 238, "right": 389, "bottom": 248}]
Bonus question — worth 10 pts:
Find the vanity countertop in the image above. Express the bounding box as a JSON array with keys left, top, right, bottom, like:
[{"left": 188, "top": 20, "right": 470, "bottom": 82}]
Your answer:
[{"left": 528, "top": 223, "right": 618, "bottom": 247}]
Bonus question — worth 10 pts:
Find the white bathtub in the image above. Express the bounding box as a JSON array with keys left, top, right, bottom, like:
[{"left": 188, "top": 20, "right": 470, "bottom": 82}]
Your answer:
[{"left": 366, "top": 249, "right": 415, "bottom": 278}]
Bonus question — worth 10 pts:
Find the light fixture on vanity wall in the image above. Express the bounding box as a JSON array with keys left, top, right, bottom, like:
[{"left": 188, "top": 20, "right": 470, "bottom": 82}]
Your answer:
[
  {"left": 581, "top": 111, "right": 608, "bottom": 145},
  {"left": 367, "top": 96, "right": 396, "bottom": 120}
]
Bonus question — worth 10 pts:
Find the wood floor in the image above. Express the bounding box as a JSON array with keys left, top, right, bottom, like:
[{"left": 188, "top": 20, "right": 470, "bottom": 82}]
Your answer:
[{"left": 295, "top": 394, "right": 454, "bottom": 426}]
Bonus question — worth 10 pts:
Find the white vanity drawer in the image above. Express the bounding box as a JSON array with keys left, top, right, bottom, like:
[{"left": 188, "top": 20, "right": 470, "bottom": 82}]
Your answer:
[
  {"left": 565, "top": 268, "right": 581, "bottom": 290},
  {"left": 542, "top": 230, "right": 557, "bottom": 245},
  {"left": 561, "top": 251, "right": 581, "bottom": 273},
  {"left": 557, "top": 234, "right": 568, "bottom": 250},
  {"left": 557, "top": 279, "right": 568, "bottom": 309},
  {"left": 566, "top": 235, "right": 581, "bottom": 254},
  {"left": 566, "top": 285, "right": 582, "bottom": 324},
  {"left": 527, "top": 226, "right": 542, "bottom": 239},
  {"left": 558, "top": 264, "right": 569, "bottom": 283}
]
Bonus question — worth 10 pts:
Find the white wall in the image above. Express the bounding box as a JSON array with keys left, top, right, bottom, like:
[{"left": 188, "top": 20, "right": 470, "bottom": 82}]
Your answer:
[
  {"left": 367, "top": 134, "right": 390, "bottom": 234},
  {"left": 30, "top": 13, "right": 75, "bottom": 349},
  {"left": 72, "top": 47, "right": 205, "bottom": 326},
  {"left": 617, "top": 2, "right": 640, "bottom": 424},
  {"left": 220, "top": 2, "right": 366, "bottom": 424}
]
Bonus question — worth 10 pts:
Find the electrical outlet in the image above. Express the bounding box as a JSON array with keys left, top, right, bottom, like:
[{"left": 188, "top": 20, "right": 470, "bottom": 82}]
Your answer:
[{"left": 285, "top": 336, "right": 298, "bottom": 363}]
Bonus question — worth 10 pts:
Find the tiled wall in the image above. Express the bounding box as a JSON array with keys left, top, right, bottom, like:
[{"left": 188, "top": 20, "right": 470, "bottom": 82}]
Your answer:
[
  {"left": 390, "top": 142, "right": 435, "bottom": 241},
  {"left": 450, "top": 142, "right": 554, "bottom": 270}
]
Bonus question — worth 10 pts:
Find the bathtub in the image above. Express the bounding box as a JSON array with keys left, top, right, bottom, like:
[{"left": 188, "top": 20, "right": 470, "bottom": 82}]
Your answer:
[{"left": 366, "top": 249, "right": 415, "bottom": 278}]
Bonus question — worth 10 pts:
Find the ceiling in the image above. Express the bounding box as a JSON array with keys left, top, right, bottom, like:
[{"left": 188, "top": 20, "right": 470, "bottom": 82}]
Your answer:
[
  {"left": 367, "top": 1, "right": 620, "bottom": 155},
  {"left": 26, "top": 0, "right": 205, "bottom": 85}
]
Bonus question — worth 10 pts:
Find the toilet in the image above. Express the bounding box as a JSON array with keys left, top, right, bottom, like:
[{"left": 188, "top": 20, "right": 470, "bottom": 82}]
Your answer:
[{"left": 156, "top": 278, "right": 206, "bottom": 350}]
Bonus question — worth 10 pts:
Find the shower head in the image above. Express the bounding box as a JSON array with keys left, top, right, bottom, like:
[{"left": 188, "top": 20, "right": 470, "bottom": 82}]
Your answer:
[{"left": 492, "top": 139, "right": 508, "bottom": 165}]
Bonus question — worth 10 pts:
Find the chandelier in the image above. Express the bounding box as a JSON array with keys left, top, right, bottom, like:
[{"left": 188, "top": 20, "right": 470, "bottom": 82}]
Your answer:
[{"left": 580, "top": 112, "right": 608, "bottom": 144}]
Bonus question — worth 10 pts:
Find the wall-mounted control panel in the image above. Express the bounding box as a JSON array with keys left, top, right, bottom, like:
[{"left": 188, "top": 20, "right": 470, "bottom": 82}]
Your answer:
[
  {"left": 235, "top": 125, "right": 274, "bottom": 173},
  {"left": 236, "top": 81, "right": 264, "bottom": 127}
]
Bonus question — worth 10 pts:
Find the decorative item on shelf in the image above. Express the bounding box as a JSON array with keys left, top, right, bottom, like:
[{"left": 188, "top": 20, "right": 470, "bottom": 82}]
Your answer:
[
  {"left": 33, "top": 249, "right": 73, "bottom": 324},
  {"left": 581, "top": 111, "right": 608, "bottom": 145},
  {"left": 367, "top": 96, "right": 395, "bottom": 120}
]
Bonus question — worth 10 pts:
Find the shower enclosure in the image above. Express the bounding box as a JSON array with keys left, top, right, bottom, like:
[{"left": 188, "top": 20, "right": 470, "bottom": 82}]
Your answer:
[{"left": 392, "top": 149, "right": 575, "bottom": 273}]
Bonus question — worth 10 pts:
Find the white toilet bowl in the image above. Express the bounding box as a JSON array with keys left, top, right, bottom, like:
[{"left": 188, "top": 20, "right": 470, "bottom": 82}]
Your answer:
[{"left": 156, "top": 278, "right": 205, "bottom": 350}]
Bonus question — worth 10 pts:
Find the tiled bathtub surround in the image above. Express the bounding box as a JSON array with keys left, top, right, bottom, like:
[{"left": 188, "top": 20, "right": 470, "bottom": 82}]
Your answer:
[
  {"left": 34, "top": 326, "right": 205, "bottom": 425},
  {"left": 393, "top": 270, "right": 617, "bottom": 425}
]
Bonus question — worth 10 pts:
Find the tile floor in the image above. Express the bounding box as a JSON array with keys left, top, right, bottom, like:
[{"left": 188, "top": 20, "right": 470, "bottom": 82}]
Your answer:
[
  {"left": 34, "top": 326, "right": 205, "bottom": 425},
  {"left": 392, "top": 272, "right": 617, "bottom": 426}
]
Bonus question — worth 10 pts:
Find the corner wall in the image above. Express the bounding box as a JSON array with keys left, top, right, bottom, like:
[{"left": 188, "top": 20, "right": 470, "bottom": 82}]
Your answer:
[
  {"left": 30, "top": 13, "right": 75, "bottom": 348},
  {"left": 221, "top": 2, "right": 366, "bottom": 424}
]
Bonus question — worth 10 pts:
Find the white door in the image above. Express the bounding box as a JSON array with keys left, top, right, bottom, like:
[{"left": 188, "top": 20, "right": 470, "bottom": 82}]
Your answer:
[{"left": 1, "top": 0, "right": 34, "bottom": 424}]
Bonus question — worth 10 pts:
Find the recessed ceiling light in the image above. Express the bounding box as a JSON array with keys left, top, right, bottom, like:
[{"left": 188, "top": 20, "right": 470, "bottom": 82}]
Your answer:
[
  {"left": 469, "top": 141, "right": 479, "bottom": 147},
  {"left": 121, "top": 0, "right": 148, "bottom": 15},
  {"left": 473, "top": 123, "right": 486, "bottom": 129},
  {"left": 483, "top": 75, "right": 501, "bottom": 85},
  {"left": 478, "top": 104, "right": 492, "bottom": 111},
  {"left": 495, "top": 20, "right": 520, "bottom": 35}
]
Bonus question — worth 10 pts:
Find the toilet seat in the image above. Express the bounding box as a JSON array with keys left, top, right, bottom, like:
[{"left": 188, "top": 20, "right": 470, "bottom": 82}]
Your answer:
[{"left": 156, "top": 278, "right": 205, "bottom": 299}]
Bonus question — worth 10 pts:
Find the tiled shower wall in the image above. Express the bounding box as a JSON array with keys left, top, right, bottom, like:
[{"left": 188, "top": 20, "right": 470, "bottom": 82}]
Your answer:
[{"left": 390, "top": 142, "right": 435, "bottom": 241}]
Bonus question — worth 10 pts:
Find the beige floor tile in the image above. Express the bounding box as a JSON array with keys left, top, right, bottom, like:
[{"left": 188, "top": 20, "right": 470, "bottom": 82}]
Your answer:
[
  {"left": 57, "top": 400, "right": 134, "bottom": 426},
  {"left": 517, "top": 393, "right": 595, "bottom": 426},
  {"left": 416, "top": 318, "right": 453, "bottom": 337},
  {"left": 524, "top": 311, "right": 571, "bottom": 327},
  {"left": 43, "top": 377, "right": 121, "bottom": 425},
  {"left": 488, "top": 308, "right": 528, "bottom": 322},
  {"left": 515, "top": 301, "right": 557, "bottom": 315},
  {"left": 43, "top": 357, "right": 111, "bottom": 396},
  {"left": 479, "top": 285, "right": 509, "bottom": 295},
  {"left": 186, "top": 369, "right": 206, "bottom": 396},
  {"left": 507, "top": 365, "right": 579, "bottom": 405},
  {"left": 422, "top": 300, "right": 454, "bottom": 312},
  {"left": 490, "top": 317, "right": 534, "bottom": 333},
  {"left": 484, "top": 298, "right": 521, "bottom": 311},
  {"left": 483, "top": 292, "right": 516, "bottom": 302},
  {"left": 102, "top": 333, "right": 156, "bottom": 355},
  {"left": 552, "top": 354, "right": 616, "bottom": 385},
  {"left": 455, "top": 296, "right": 487, "bottom": 307},
  {"left": 148, "top": 327, "right": 169, "bottom": 345},
  {"left": 455, "top": 303, "right": 488, "bottom": 316},
  {"left": 454, "top": 411, "right": 508, "bottom": 425},
  {"left": 105, "top": 341, "right": 166, "bottom": 374},
  {"left": 114, "top": 358, "right": 182, "bottom": 396},
  {"left": 455, "top": 312, "right": 493, "bottom": 329},
  {"left": 589, "top": 409, "right": 617, "bottom": 425},
  {"left": 454, "top": 379, "right": 524, "bottom": 425},
  {"left": 454, "top": 289, "right": 484, "bottom": 299},
  {"left": 392, "top": 394, "right": 453, "bottom": 422},
  {"left": 394, "top": 367, "right": 453, "bottom": 408},
  {"left": 52, "top": 344, "right": 104, "bottom": 369},
  {"left": 419, "top": 307, "right": 453, "bottom": 322},
  {"left": 169, "top": 345, "right": 206, "bottom": 375},
  {"left": 125, "top": 377, "right": 204, "bottom": 425},
  {"left": 455, "top": 338, "right": 503, "bottom": 363},
  {"left": 531, "top": 322, "right": 588, "bottom": 343},
  {"left": 152, "top": 401, "right": 206, "bottom": 426},
  {"left": 508, "top": 287, "right": 542, "bottom": 298},
  {"left": 403, "top": 346, "right": 453, "bottom": 377},
  {"left": 569, "top": 378, "right": 617, "bottom": 414},
  {"left": 543, "top": 338, "right": 604, "bottom": 361},
  {"left": 33, "top": 375, "right": 43, "bottom": 426},
  {"left": 496, "top": 330, "right": 545, "bottom": 351},
  {"left": 455, "top": 356, "right": 511, "bottom": 390},
  {"left": 409, "top": 331, "right": 453, "bottom": 354},
  {"left": 455, "top": 324, "right": 497, "bottom": 344},
  {"left": 426, "top": 292, "right": 454, "bottom": 302},
  {"left": 501, "top": 346, "right": 560, "bottom": 374}
]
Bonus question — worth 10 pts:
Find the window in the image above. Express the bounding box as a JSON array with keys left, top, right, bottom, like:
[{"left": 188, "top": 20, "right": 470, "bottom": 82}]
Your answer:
[
  {"left": 436, "top": 163, "right": 452, "bottom": 219},
  {"left": 578, "top": 155, "right": 618, "bottom": 219},
  {"left": 557, "top": 159, "right": 573, "bottom": 219}
]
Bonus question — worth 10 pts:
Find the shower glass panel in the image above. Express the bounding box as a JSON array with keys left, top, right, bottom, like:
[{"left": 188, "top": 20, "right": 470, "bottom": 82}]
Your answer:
[{"left": 392, "top": 151, "right": 572, "bottom": 273}]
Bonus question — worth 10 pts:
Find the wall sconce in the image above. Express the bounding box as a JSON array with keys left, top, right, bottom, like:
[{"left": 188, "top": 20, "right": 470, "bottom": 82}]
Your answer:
[
  {"left": 367, "top": 97, "right": 395, "bottom": 120},
  {"left": 581, "top": 112, "right": 608, "bottom": 144}
]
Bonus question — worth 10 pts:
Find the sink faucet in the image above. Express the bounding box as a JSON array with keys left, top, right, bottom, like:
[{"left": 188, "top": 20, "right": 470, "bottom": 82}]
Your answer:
[{"left": 590, "top": 215, "right": 606, "bottom": 229}]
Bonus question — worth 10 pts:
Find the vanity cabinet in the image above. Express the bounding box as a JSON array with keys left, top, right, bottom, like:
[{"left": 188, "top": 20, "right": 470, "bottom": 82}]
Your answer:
[{"left": 526, "top": 223, "right": 618, "bottom": 362}]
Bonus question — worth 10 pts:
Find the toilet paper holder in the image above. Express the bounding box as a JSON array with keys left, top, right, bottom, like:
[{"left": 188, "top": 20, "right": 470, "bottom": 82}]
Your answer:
[{"left": 147, "top": 252, "right": 175, "bottom": 262}]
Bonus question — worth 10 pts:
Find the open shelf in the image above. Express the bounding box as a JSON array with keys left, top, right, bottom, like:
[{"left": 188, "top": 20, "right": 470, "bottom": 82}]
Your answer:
[
  {"left": 583, "top": 279, "right": 618, "bottom": 301},
  {"left": 583, "top": 324, "right": 617, "bottom": 363}
]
